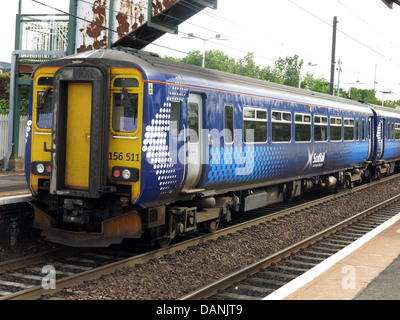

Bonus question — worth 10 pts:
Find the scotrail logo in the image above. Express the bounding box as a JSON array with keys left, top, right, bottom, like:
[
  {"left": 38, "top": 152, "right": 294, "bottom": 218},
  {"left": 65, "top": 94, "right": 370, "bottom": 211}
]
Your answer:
[{"left": 304, "top": 149, "right": 327, "bottom": 170}]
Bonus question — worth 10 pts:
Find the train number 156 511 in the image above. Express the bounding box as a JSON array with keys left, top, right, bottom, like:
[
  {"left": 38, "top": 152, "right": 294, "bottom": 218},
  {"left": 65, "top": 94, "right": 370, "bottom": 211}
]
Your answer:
[{"left": 108, "top": 151, "right": 139, "bottom": 162}]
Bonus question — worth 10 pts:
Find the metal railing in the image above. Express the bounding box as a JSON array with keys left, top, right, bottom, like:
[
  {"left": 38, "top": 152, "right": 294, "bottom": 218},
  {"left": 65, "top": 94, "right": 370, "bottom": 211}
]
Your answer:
[{"left": 0, "top": 115, "right": 28, "bottom": 160}]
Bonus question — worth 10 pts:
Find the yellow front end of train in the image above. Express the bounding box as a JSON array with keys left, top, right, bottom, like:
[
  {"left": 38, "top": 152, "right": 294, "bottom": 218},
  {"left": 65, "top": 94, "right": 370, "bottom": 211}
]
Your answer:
[{"left": 28, "top": 65, "right": 145, "bottom": 246}]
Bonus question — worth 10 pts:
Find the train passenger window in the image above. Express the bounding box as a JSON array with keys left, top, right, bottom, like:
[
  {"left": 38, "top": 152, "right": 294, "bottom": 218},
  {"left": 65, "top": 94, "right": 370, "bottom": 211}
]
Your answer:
[
  {"left": 388, "top": 122, "right": 391, "bottom": 140},
  {"left": 344, "top": 118, "right": 354, "bottom": 141},
  {"left": 356, "top": 119, "right": 359, "bottom": 141},
  {"left": 362, "top": 120, "right": 365, "bottom": 140},
  {"left": 243, "top": 107, "right": 267, "bottom": 143},
  {"left": 37, "top": 88, "right": 53, "bottom": 129},
  {"left": 224, "top": 105, "right": 234, "bottom": 143},
  {"left": 272, "top": 111, "right": 291, "bottom": 142},
  {"left": 112, "top": 91, "right": 138, "bottom": 132},
  {"left": 188, "top": 102, "right": 199, "bottom": 143},
  {"left": 170, "top": 101, "right": 181, "bottom": 135},
  {"left": 395, "top": 124, "right": 400, "bottom": 140},
  {"left": 330, "top": 117, "right": 342, "bottom": 141},
  {"left": 393, "top": 123, "right": 396, "bottom": 141},
  {"left": 295, "top": 114, "right": 311, "bottom": 142},
  {"left": 314, "top": 116, "right": 328, "bottom": 142}
]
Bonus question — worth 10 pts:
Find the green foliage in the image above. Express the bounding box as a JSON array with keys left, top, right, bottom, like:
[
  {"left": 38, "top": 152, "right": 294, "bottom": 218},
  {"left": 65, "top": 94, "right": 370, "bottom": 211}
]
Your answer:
[
  {"left": 0, "top": 99, "right": 8, "bottom": 114},
  {"left": 0, "top": 73, "right": 29, "bottom": 115}
]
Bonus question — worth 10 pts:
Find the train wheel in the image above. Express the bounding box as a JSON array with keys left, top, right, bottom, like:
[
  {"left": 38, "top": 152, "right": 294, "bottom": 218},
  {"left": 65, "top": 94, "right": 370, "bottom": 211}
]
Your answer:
[
  {"left": 157, "top": 236, "right": 172, "bottom": 248},
  {"left": 204, "top": 219, "right": 220, "bottom": 233}
]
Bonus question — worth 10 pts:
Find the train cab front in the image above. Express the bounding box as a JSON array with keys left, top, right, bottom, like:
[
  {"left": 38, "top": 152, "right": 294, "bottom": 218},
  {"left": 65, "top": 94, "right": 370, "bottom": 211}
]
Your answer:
[{"left": 28, "top": 62, "right": 144, "bottom": 247}]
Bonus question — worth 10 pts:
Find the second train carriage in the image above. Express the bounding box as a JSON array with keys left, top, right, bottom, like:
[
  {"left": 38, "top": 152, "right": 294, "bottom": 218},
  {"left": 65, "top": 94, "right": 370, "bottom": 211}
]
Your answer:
[{"left": 25, "top": 47, "right": 400, "bottom": 247}]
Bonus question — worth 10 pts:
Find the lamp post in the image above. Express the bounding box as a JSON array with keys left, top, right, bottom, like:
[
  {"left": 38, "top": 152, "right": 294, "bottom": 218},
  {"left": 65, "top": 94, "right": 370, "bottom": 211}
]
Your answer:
[
  {"left": 381, "top": 91, "right": 392, "bottom": 106},
  {"left": 336, "top": 58, "right": 342, "bottom": 97},
  {"left": 182, "top": 33, "right": 227, "bottom": 68},
  {"left": 299, "top": 62, "right": 317, "bottom": 89},
  {"left": 348, "top": 80, "right": 362, "bottom": 98}
]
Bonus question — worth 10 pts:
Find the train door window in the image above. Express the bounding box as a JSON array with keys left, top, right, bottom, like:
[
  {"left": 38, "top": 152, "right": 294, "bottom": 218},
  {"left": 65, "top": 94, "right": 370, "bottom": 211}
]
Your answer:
[
  {"left": 36, "top": 76, "right": 54, "bottom": 129},
  {"left": 272, "top": 111, "right": 291, "bottom": 142},
  {"left": 362, "top": 120, "right": 365, "bottom": 140},
  {"left": 188, "top": 102, "right": 199, "bottom": 143},
  {"left": 356, "top": 119, "right": 359, "bottom": 141},
  {"left": 344, "top": 118, "right": 354, "bottom": 141},
  {"left": 387, "top": 121, "right": 391, "bottom": 140},
  {"left": 243, "top": 107, "right": 267, "bottom": 143},
  {"left": 295, "top": 113, "right": 311, "bottom": 142},
  {"left": 330, "top": 117, "right": 342, "bottom": 141},
  {"left": 170, "top": 101, "right": 181, "bottom": 135},
  {"left": 395, "top": 124, "right": 400, "bottom": 140},
  {"left": 224, "top": 105, "right": 234, "bottom": 143},
  {"left": 314, "top": 115, "right": 328, "bottom": 142}
]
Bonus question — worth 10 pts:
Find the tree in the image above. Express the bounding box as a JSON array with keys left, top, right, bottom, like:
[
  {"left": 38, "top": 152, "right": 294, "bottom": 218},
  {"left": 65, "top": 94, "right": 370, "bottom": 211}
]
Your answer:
[
  {"left": 301, "top": 73, "right": 330, "bottom": 94},
  {"left": 272, "top": 55, "right": 304, "bottom": 87}
]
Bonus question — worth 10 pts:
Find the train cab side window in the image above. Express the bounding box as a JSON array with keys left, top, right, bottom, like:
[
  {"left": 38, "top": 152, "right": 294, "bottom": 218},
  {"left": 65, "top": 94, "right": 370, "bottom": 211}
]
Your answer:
[
  {"left": 243, "top": 107, "right": 267, "bottom": 143},
  {"left": 112, "top": 90, "right": 138, "bottom": 132},
  {"left": 295, "top": 113, "right": 311, "bottom": 142},
  {"left": 314, "top": 115, "right": 328, "bottom": 142},
  {"left": 272, "top": 111, "right": 291, "bottom": 142},
  {"left": 170, "top": 101, "right": 181, "bottom": 135},
  {"left": 330, "top": 117, "right": 342, "bottom": 141},
  {"left": 37, "top": 87, "right": 53, "bottom": 129},
  {"left": 344, "top": 118, "right": 354, "bottom": 141},
  {"left": 224, "top": 105, "right": 234, "bottom": 143}
]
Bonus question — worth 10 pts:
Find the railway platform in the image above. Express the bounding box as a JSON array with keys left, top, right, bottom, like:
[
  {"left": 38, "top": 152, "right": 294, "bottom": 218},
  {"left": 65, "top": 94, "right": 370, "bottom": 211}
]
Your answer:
[
  {"left": 0, "top": 172, "right": 31, "bottom": 203},
  {"left": 264, "top": 212, "right": 400, "bottom": 300}
]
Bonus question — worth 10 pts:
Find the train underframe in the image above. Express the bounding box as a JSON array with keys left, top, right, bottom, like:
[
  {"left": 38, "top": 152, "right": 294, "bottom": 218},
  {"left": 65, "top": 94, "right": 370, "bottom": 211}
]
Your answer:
[{"left": 31, "top": 161, "right": 399, "bottom": 247}]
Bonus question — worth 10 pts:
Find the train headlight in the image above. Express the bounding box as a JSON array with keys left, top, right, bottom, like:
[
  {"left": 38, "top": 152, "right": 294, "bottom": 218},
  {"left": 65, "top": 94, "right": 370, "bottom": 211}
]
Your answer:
[
  {"left": 31, "top": 161, "right": 51, "bottom": 176},
  {"left": 111, "top": 167, "right": 139, "bottom": 182},
  {"left": 36, "top": 163, "right": 45, "bottom": 174},
  {"left": 122, "top": 169, "right": 131, "bottom": 180}
]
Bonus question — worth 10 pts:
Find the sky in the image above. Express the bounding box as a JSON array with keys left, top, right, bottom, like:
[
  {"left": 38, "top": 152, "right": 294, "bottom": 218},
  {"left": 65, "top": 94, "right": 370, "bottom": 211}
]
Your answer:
[{"left": 2, "top": 0, "right": 400, "bottom": 101}]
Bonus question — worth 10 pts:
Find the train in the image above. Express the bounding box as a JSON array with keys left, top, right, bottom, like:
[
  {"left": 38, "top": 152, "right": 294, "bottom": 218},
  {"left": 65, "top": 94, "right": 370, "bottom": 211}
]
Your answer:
[{"left": 25, "top": 47, "right": 400, "bottom": 247}]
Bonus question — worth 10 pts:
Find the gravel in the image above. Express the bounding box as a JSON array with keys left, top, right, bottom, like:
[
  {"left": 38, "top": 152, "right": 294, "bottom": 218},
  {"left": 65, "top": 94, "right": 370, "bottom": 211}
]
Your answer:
[{"left": 3, "top": 177, "right": 400, "bottom": 300}]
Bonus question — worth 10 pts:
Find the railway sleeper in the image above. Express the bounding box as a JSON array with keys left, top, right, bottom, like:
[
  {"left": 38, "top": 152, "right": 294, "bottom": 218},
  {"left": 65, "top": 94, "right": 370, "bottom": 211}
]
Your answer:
[
  {"left": 214, "top": 291, "right": 261, "bottom": 300},
  {"left": 243, "top": 276, "right": 287, "bottom": 288},
  {"left": 226, "top": 285, "right": 271, "bottom": 297},
  {"left": 275, "top": 263, "right": 310, "bottom": 274}
]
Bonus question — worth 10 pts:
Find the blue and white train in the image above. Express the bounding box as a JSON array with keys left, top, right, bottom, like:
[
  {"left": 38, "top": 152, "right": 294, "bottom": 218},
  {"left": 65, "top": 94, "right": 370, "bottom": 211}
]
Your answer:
[{"left": 25, "top": 47, "right": 400, "bottom": 246}]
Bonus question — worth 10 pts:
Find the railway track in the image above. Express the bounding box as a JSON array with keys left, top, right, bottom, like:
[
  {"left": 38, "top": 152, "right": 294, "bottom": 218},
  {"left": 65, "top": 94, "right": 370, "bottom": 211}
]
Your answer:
[
  {"left": 0, "top": 175, "right": 399, "bottom": 300},
  {"left": 180, "top": 194, "right": 400, "bottom": 300}
]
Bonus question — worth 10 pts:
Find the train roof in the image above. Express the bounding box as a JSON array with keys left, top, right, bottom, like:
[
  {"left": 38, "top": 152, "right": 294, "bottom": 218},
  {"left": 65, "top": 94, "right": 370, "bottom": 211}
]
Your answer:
[{"left": 38, "top": 47, "right": 400, "bottom": 117}]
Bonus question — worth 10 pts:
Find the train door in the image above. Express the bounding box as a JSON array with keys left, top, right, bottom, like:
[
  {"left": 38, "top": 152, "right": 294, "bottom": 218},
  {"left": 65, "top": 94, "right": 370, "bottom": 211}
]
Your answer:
[
  {"left": 367, "top": 116, "right": 373, "bottom": 162},
  {"left": 50, "top": 65, "right": 109, "bottom": 198},
  {"left": 65, "top": 82, "right": 92, "bottom": 189},
  {"left": 378, "top": 118, "right": 385, "bottom": 159},
  {"left": 183, "top": 93, "right": 203, "bottom": 190}
]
